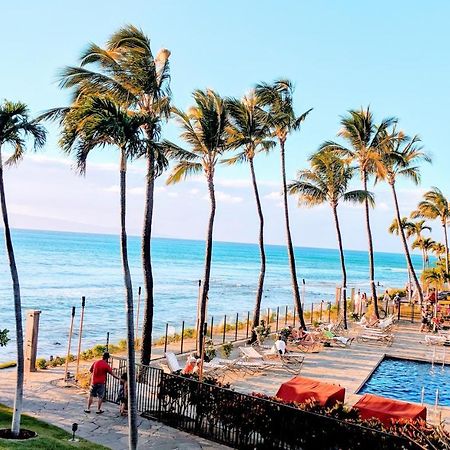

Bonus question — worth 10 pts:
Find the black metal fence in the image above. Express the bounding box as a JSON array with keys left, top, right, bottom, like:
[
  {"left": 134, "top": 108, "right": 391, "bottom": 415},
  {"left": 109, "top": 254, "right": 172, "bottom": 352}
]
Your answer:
[
  {"left": 105, "top": 356, "right": 416, "bottom": 450},
  {"left": 159, "top": 301, "right": 334, "bottom": 357}
]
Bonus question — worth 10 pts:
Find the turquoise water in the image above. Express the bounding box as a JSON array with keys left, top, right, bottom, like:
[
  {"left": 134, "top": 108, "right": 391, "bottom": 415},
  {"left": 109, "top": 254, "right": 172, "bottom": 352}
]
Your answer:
[
  {"left": 359, "top": 357, "right": 450, "bottom": 406},
  {"left": 0, "top": 229, "right": 422, "bottom": 362}
]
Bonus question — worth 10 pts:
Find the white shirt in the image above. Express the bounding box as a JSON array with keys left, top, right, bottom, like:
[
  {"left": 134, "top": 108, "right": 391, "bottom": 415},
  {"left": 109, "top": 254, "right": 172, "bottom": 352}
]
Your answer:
[{"left": 274, "top": 339, "right": 286, "bottom": 355}]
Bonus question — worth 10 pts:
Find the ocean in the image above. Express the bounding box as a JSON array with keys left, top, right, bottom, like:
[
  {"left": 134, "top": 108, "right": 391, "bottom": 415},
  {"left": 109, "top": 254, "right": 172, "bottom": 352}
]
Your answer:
[{"left": 0, "top": 228, "right": 421, "bottom": 362}]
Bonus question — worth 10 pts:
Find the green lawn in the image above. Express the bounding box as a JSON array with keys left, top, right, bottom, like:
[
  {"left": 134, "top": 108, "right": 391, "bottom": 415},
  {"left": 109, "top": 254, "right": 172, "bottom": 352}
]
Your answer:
[{"left": 0, "top": 404, "right": 108, "bottom": 450}]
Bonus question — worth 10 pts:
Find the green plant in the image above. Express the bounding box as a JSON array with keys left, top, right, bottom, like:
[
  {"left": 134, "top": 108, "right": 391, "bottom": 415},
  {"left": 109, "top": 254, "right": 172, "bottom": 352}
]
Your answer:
[
  {"left": 92, "top": 344, "right": 106, "bottom": 357},
  {"left": 0, "top": 329, "right": 9, "bottom": 347},
  {"left": 204, "top": 339, "right": 216, "bottom": 361},
  {"left": 221, "top": 342, "right": 234, "bottom": 358},
  {"left": 36, "top": 358, "right": 48, "bottom": 370},
  {"left": 253, "top": 319, "right": 271, "bottom": 343}
]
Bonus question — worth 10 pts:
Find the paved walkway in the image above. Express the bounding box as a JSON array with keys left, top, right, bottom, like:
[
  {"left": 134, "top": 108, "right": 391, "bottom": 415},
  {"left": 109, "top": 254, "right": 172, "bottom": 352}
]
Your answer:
[{"left": 0, "top": 367, "right": 228, "bottom": 449}]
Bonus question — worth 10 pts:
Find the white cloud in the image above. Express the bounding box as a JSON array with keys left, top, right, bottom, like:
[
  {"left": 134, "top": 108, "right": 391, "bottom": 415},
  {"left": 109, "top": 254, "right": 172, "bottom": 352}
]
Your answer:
[
  {"left": 155, "top": 186, "right": 166, "bottom": 193},
  {"left": 129, "top": 187, "right": 145, "bottom": 196},
  {"left": 168, "top": 192, "right": 179, "bottom": 198},
  {"left": 264, "top": 191, "right": 281, "bottom": 200},
  {"left": 204, "top": 190, "right": 243, "bottom": 204},
  {"left": 104, "top": 185, "right": 119, "bottom": 193},
  {"left": 189, "top": 188, "right": 200, "bottom": 195}
]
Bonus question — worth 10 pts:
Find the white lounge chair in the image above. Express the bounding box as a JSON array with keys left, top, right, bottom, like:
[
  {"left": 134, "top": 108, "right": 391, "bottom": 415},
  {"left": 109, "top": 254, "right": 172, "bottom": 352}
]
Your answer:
[
  {"left": 164, "top": 352, "right": 183, "bottom": 373},
  {"left": 356, "top": 332, "right": 393, "bottom": 346},
  {"left": 240, "top": 346, "right": 303, "bottom": 374}
]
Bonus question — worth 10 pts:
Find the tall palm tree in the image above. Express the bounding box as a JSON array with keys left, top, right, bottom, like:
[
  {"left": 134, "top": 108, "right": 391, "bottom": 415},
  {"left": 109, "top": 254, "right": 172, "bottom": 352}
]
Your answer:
[
  {"left": 58, "top": 25, "right": 171, "bottom": 365},
  {"left": 0, "top": 101, "right": 46, "bottom": 436},
  {"left": 222, "top": 92, "right": 274, "bottom": 341},
  {"left": 255, "top": 79, "right": 312, "bottom": 329},
  {"left": 48, "top": 95, "right": 146, "bottom": 450},
  {"left": 320, "top": 108, "right": 396, "bottom": 318},
  {"left": 412, "top": 187, "right": 450, "bottom": 274},
  {"left": 288, "top": 151, "right": 374, "bottom": 329},
  {"left": 378, "top": 131, "right": 431, "bottom": 304},
  {"left": 388, "top": 217, "right": 414, "bottom": 236},
  {"left": 165, "top": 89, "right": 229, "bottom": 353},
  {"left": 406, "top": 220, "right": 432, "bottom": 271}
]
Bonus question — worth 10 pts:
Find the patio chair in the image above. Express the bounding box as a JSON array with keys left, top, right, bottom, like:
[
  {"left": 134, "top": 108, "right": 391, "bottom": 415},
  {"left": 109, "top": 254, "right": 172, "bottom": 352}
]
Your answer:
[{"left": 321, "top": 330, "right": 354, "bottom": 348}]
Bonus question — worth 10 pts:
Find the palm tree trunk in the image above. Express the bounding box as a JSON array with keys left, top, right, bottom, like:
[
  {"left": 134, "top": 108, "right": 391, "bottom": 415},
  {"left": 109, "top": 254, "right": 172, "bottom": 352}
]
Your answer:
[
  {"left": 140, "top": 152, "right": 155, "bottom": 366},
  {"left": 280, "top": 140, "right": 306, "bottom": 329},
  {"left": 0, "top": 149, "right": 24, "bottom": 436},
  {"left": 443, "top": 221, "right": 449, "bottom": 275},
  {"left": 119, "top": 150, "right": 138, "bottom": 450},
  {"left": 390, "top": 183, "right": 423, "bottom": 304},
  {"left": 362, "top": 171, "right": 378, "bottom": 318},
  {"left": 249, "top": 157, "right": 266, "bottom": 342},
  {"left": 198, "top": 171, "right": 216, "bottom": 354},
  {"left": 332, "top": 205, "right": 347, "bottom": 329}
]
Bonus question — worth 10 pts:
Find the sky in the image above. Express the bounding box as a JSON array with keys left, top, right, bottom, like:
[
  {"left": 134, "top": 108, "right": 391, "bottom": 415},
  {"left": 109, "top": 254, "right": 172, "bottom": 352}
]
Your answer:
[{"left": 1, "top": 1, "right": 450, "bottom": 252}]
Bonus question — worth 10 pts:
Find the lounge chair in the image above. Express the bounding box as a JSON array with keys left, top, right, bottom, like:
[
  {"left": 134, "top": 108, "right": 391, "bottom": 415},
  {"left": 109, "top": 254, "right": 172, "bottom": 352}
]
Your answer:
[
  {"left": 240, "top": 346, "right": 304, "bottom": 374},
  {"left": 321, "top": 330, "right": 354, "bottom": 348},
  {"left": 164, "top": 352, "right": 227, "bottom": 378},
  {"left": 356, "top": 332, "right": 393, "bottom": 346},
  {"left": 164, "top": 352, "right": 183, "bottom": 374}
]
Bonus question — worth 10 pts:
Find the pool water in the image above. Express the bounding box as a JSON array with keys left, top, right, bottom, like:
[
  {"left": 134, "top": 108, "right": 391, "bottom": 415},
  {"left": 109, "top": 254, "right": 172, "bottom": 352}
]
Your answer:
[{"left": 359, "top": 356, "right": 450, "bottom": 406}]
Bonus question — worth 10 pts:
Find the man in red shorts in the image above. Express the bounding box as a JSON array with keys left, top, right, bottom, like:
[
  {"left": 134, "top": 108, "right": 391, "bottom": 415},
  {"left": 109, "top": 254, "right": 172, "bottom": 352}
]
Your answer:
[{"left": 84, "top": 352, "right": 119, "bottom": 414}]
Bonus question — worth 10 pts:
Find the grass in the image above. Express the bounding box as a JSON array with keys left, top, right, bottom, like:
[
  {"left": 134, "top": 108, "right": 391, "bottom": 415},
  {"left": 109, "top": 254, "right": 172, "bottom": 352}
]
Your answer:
[{"left": 0, "top": 404, "right": 108, "bottom": 450}]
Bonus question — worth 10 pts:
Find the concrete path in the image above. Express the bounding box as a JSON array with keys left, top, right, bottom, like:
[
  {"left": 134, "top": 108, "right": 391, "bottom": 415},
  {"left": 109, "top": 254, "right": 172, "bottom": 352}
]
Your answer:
[{"left": 0, "top": 367, "right": 229, "bottom": 449}]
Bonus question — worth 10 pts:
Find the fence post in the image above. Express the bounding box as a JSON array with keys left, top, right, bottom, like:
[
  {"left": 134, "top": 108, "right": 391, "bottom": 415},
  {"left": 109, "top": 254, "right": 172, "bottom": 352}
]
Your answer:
[
  {"left": 210, "top": 316, "right": 214, "bottom": 340},
  {"left": 411, "top": 302, "right": 414, "bottom": 323},
  {"left": 310, "top": 303, "right": 314, "bottom": 325},
  {"left": 180, "top": 321, "right": 185, "bottom": 354},
  {"left": 320, "top": 301, "right": 323, "bottom": 321},
  {"left": 267, "top": 308, "right": 270, "bottom": 324},
  {"left": 276, "top": 307, "right": 279, "bottom": 332},
  {"left": 223, "top": 315, "right": 227, "bottom": 344},
  {"left": 285, "top": 305, "right": 288, "bottom": 325},
  {"left": 246, "top": 311, "right": 250, "bottom": 339},
  {"left": 397, "top": 301, "right": 401, "bottom": 321},
  {"left": 164, "top": 323, "right": 169, "bottom": 353},
  {"left": 235, "top": 313, "right": 239, "bottom": 341},
  {"left": 293, "top": 307, "right": 296, "bottom": 327},
  {"left": 328, "top": 302, "right": 331, "bottom": 322}
]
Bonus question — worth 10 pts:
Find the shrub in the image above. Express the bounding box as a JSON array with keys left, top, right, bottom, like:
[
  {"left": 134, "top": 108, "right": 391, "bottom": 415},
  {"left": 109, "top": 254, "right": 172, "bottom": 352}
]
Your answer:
[
  {"left": 221, "top": 342, "right": 233, "bottom": 358},
  {"left": 81, "top": 349, "right": 94, "bottom": 360},
  {"left": 92, "top": 344, "right": 106, "bottom": 357},
  {"left": 36, "top": 358, "right": 48, "bottom": 370},
  {"left": 205, "top": 339, "right": 216, "bottom": 361},
  {"left": 0, "top": 329, "right": 9, "bottom": 347}
]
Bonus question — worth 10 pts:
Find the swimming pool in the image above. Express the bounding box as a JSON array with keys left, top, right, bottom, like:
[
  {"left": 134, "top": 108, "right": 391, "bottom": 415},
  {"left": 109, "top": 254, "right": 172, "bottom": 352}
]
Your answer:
[{"left": 358, "top": 356, "right": 450, "bottom": 406}]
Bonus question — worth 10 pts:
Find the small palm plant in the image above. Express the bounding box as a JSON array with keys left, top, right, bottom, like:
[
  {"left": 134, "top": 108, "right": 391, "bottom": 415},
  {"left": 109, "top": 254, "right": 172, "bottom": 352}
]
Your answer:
[
  {"left": 412, "top": 237, "right": 436, "bottom": 270},
  {"left": 46, "top": 95, "right": 146, "bottom": 449},
  {"left": 165, "top": 89, "right": 229, "bottom": 353},
  {"left": 0, "top": 100, "right": 46, "bottom": 436},
  {"left": 378, "top": 130, "right": 431, "bottom": 304},
  {"left": 222, "top": 92, "right": 274, "bottom": 341},
  {"left": 288, "top": 151, "right": 373, "bottom": 328},
  {"left": 320, "top": 107, "right": 396, "bottom": 318},
  {"left": 412, "top": 187, "right": 450, "bottom": 274},
  {"left": 255, "top": 79, "right": 312, "bottom": 329}
]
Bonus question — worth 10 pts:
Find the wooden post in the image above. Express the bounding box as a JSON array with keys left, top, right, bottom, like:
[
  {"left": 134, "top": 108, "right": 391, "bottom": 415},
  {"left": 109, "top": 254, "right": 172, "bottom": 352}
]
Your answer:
[
  {"left": 106, "top": 332, "right": 110, "bottom": 352},
  {"left": 64, "top": 306, "right": 76, "bottom": 381},
  {"left": 302, "top": 279, "right": 306, "bottom": 306},
  {"left": 335, "top": 287, "right": 342, "bottom": 314},
  {"left": 195, "top": 280, "right": 202, "bottom": 351},
  {"left": 75, "top": 296, "right": 86, "bottom": 381},
  {"left": 199, "top": 322, "right": 207, "bottom": 382},
  {"left": 350, "top": 287, "right": 355, "bottom": 311},
  {"left": 135, "top": 286, "right": 142, "bottom": 340},
  {"left": 24, "top": 310, "right": 41, "bottom": 373}
]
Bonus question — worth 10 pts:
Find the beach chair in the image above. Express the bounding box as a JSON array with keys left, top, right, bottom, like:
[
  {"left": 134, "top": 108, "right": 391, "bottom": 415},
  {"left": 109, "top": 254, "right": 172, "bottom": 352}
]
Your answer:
[
  {"left": 356, "top": 332, "right": 393, "bottom": 346},
  {"left": 321, "top": 330, "right": 354, "bottom": 348},
  {"left": 240, "top": 346, "right": 304, "bottom": 374},
  {"left": 164, "top": 352, "right": 182, "bottom": 374}
]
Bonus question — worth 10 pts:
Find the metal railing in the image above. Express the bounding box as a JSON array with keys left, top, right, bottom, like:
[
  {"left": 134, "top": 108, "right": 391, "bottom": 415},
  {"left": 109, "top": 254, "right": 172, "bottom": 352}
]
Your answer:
[
  {"left": 158, "top": 301, "right": 333, "bottom": 357},
  {"left": 105, "top": 356, "right": 416, "bottom": 450}
]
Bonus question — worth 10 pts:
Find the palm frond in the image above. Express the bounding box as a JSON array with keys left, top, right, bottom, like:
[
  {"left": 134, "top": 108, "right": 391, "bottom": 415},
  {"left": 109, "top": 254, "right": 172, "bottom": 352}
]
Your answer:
[{"left": 166, "top": 160, "right": 203, "bottom": 184}]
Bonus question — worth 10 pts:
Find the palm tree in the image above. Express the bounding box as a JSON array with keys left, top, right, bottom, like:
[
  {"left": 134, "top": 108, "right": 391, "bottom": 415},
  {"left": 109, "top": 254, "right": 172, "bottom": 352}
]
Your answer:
[
  {"left": 320, "top": 107, "right": 396, "bottom": 318},
  {"left": 288, "top": 151, "right": 374, "bottom": 329},
  {"left": 412, "top": 237, "right": 435, "bottom": 270},
  {"left": 412, "top": 187, "right": 450, "bottom": 274},
  {"left": 388, "top": 217, "right": 414, "bottom": 236},
  {"left": 432, "top": 242, "right": 446, "bottom": 262},
  {"left": 222, "top": 92, "right": 274, "bottom": 341},
  {"left": 165, "top": 89, "right": 229, "bottom": 353},
  {"left": 378, "top": 131, "right": 431, "bottom": 304},
  {"left": 58, "top": 25, "right": 171, "bottom": 365},
  {"left": 0, "top": 101, "right": 46, "bottom": 436},
  {"left": 255, "top": 79, "right": 312, "bottom": 329},
  {"left": 406, "top": 220, "right": 432, "bottom": 271},
  {"left": 48, "top": 95, "right": 145, "bottom": 450}
]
